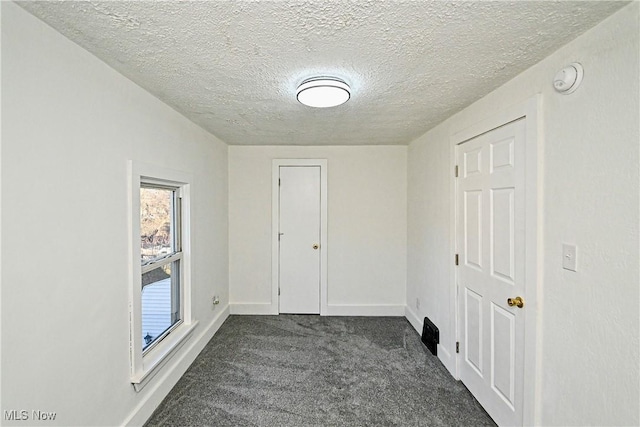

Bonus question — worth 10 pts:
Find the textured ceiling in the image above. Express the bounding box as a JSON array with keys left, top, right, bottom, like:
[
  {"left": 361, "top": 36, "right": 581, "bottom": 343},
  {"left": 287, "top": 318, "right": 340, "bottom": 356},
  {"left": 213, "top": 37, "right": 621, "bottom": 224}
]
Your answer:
[{"left": 19, "top": 1, "right": 627, "bottom": 146}]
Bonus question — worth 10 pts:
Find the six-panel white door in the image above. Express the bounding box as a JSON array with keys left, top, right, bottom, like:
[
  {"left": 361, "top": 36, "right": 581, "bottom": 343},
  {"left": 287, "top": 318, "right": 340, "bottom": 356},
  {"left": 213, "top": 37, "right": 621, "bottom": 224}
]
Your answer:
[
  {"left": 457, "top": 119, "right": 527, "bottom": 426},
  {"left": 278, "top": 166, "right": 321, "bottom": 314}
]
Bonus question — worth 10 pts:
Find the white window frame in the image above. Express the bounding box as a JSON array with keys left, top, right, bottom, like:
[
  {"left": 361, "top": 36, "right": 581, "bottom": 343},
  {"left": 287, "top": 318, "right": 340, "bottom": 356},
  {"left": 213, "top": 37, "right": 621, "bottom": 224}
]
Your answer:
[{"left": 128, "top": 161, "right": 197, "bottom": 391}]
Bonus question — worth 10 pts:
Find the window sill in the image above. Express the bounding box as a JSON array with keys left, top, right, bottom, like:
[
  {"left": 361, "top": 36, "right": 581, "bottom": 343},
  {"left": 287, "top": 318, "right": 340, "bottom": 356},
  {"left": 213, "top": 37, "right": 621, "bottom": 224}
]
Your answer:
[{"left": 131, "top": 320, "right": 198, "bottom": 392}]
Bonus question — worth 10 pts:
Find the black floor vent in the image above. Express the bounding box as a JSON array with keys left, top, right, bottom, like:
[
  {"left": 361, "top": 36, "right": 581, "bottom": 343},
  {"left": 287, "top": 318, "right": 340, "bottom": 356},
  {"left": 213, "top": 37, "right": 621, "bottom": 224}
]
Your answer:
[{"left": 421, "top": 317, "right": 439, "bottom": 356}]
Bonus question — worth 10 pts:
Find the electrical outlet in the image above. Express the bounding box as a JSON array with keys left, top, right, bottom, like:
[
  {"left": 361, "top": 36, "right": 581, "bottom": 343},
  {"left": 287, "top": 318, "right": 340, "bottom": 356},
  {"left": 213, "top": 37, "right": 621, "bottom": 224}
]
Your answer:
[
  {"left": 416, "top": 297, "right": 420, "bottom": 310},
  {"left": 212, "top": 295, "right": 220, "bottom": 306}
]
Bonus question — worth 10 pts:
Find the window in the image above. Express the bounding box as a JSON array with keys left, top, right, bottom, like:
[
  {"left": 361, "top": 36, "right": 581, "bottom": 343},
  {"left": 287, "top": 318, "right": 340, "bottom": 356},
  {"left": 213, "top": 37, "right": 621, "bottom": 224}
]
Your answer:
[
  {"left": 140, "top": 185, "right": 182, "bottom": 352},
  {"left": 129, "top": 162, "right": 197, "bottom": 391}
]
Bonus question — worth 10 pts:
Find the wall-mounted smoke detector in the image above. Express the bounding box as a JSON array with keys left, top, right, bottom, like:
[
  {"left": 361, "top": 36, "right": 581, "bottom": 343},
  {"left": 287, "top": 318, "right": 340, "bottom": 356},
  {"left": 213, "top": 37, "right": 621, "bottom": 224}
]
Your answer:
[
  {"left": 553, "top": 63, "right": 584, "bottom": 94},
  {"left": 297, "top": 77, "right": 351, "bottom": 108}
]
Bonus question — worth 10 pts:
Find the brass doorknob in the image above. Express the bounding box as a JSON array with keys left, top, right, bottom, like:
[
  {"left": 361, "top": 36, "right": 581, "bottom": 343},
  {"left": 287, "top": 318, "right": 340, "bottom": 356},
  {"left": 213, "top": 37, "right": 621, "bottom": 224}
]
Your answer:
[
  {"left": 312, "top": 244, "right": 319, "bottom": 250},
  {"left": 507, "top": 296, "right": 525, "bottom": 308}
]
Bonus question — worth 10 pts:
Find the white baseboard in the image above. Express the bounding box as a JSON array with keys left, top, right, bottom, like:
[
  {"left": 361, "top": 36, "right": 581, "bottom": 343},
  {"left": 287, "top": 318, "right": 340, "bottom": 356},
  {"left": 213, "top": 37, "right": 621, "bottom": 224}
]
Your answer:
[
  {"left": 229, "top": 303, "right": 276, "bottom": 315},
  {"left": 325, "top": 304, "right": 405, "bottom": 316},
  {"left": 439, "top": 343, "right": 455, "bottom": 377},
  {"left": 405, "top": 305, "right": 423, "bottom": 333},
  {"left": 229, "top": 303, "right": 404, "bottom": 316},
  {"left": 404, "top": 305, "right": 456, "bottom": 377},
  {"left": 122, "top": 305, "right": 230, "bottom": 427}
]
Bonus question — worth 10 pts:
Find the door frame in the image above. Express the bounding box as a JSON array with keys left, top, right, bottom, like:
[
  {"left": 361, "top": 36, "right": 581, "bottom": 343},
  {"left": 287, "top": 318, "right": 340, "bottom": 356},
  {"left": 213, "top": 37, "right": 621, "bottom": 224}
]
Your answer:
[
  {"left": 272, "top": 159, "right": 328, "bottom": 315},
  {"left": 449, "top": 96, "right": 542, "bottom": 425}
]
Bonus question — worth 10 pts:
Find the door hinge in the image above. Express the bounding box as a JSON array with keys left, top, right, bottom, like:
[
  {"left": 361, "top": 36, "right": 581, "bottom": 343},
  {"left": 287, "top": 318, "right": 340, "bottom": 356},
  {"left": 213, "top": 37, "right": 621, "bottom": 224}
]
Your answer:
[
  {"left": 278, "top": 178, "right": 281, "bottom": 186},
  {"left": 455, "top": 254, "right": 459, "bottom": 265},
  {"left": 455, "top": 165, "right": 459, "bottom": 177},
  {"left": 456, "top": 342, "right": 460, "bottom": 353},
  {"left": 278, "top": 288, "right": 280, "bottom": 296}
]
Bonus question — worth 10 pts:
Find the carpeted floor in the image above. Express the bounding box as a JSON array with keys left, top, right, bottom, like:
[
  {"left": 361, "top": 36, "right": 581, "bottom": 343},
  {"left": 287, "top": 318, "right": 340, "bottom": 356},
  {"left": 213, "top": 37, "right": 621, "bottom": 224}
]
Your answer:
[{"left": 145, "top": 315, "right": 496, "bottom": 426}]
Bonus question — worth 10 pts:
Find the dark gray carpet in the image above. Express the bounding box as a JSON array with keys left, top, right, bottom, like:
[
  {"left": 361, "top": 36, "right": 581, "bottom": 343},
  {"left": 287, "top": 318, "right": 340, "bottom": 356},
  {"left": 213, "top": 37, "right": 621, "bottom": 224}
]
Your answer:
[{"left": 145, "top": 315, "right": 495, "bottom": 427}]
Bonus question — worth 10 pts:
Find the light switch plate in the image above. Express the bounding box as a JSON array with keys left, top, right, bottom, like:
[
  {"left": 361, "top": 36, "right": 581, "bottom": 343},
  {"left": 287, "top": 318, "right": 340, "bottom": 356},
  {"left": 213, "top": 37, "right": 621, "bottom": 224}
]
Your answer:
[{"left": 562, "top": 244, "right": 577, "bottom": 271}]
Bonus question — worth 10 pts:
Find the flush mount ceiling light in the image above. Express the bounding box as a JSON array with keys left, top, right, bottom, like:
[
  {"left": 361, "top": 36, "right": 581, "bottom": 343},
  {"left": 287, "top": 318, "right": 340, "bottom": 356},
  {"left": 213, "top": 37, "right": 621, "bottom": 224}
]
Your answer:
[{"left": 296, "top": 77, "right": 350, "bottom": 108}]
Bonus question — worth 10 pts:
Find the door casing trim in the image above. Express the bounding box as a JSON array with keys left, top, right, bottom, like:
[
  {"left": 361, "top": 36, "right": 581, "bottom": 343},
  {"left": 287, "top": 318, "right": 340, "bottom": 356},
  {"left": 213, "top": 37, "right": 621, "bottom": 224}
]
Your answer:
[
  {"left": 272, "top": 159, "right": 328, "bottom": 315},
  {"left": 449, "top": 96, "right": 542, "bottom": 426}
]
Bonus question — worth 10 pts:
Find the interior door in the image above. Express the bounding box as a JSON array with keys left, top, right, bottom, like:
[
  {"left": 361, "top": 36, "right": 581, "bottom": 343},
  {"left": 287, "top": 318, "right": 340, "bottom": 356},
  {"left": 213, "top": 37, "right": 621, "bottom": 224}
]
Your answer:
[
  {"left": 457, "top": 118, "right": 527, "bottom": 426},
  {"left": 278, "top": 166, "right": 321, "bottom": 314}
]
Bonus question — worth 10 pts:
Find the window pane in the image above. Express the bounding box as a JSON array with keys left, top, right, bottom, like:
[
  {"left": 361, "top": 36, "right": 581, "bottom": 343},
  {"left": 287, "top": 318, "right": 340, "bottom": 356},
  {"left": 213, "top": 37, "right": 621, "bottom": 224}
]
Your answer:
[
  {"left": 141, "top": 187, "right": 174, "bottom": 264},
  {"left": 141, "top": 262, "right": 181, "bottom": 350}
]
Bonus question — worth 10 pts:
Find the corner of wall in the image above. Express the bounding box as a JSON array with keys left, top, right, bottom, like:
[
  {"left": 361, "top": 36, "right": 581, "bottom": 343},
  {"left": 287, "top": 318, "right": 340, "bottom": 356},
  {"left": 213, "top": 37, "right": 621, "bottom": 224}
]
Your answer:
[{"left": 404, "top": 305, "right": 422, "bottom": 334}]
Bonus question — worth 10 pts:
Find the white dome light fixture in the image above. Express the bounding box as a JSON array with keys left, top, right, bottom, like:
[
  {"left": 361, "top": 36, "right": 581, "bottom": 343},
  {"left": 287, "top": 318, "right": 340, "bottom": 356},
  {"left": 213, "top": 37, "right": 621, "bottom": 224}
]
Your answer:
[{"left": 297, "top": 77, "right": 350, "bottom": 108}]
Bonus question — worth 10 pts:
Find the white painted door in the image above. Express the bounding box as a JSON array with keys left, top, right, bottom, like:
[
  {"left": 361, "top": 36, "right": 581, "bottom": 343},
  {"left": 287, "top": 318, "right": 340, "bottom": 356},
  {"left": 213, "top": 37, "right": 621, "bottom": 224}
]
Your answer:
[
  {"left": 457, "top": 118, "right": 527, "bottom": 426},
  {"left": 278, "top": 166, "right": 321, "bottom": 314}
]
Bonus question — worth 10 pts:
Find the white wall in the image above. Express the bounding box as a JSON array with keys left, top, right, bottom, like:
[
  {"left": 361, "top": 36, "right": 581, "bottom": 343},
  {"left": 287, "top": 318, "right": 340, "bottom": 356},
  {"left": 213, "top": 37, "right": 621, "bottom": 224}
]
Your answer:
[
  {"left": 407, "top": 3, "right": 639, "bottom": 426},
  {"left": 406, "top": 122, "right": 452, "bottom": 358},
  {"left": 229, "top": 146, "right": 407, "bottom": 316},
  {"left": 1, "top": 3, "right": 229, "bottom": 426}
]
